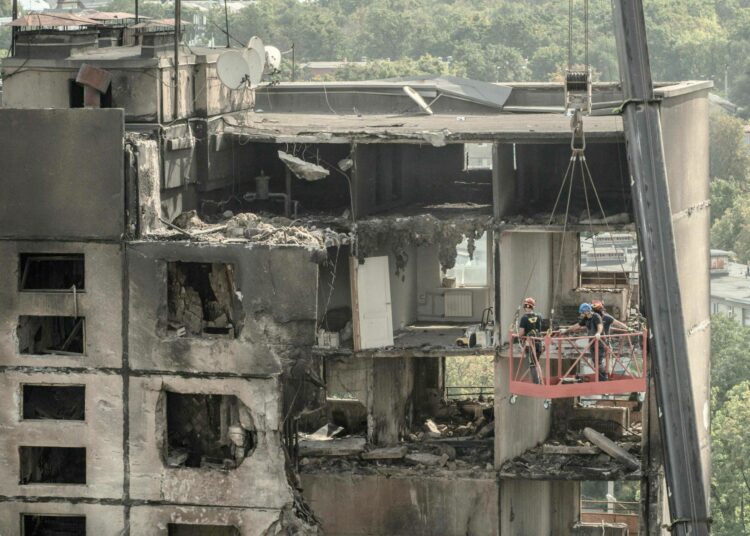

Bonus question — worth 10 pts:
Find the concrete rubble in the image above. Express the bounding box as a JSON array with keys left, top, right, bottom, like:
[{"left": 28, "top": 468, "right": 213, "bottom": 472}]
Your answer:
[
  {"left": 152, "top": 210, "right": 351, "bottom": 253},
  {"left": 499, "top": 428, "right": 642, "bottom": 480}
]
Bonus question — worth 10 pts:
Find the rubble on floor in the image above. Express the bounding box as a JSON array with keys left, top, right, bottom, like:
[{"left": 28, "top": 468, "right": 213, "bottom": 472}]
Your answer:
[
  {"left": 497, "top": 211, "right": 632, "bottom": 227},
  {"left": 297, "top": 397, "right": 495, "bottom": 478},
  {"left": 499, "top": 428, "right": 641, "bottom": 480},
  {"left": 150, "top": 209, "right": 351, "bottom": 252}
]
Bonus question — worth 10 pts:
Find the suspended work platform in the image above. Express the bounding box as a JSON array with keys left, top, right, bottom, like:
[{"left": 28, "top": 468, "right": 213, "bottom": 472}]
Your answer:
[{"left": 508, "top": 330, "right": 647, "bottom": 398}]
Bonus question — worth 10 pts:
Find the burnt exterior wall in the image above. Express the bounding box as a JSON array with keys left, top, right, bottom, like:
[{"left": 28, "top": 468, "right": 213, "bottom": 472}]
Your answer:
[
  {"left": 301, "top": 474, "right": 499, "bottom": 536},
  {"left": 0, "top": 109, "right": 125, "bottom": 240},
  {"left": 127, "top": 242, "right": 318, "bottom": 375}
]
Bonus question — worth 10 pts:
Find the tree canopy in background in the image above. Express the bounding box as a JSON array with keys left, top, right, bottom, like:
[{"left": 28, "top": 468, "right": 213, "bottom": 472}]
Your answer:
[
  {"left": 206, "top": 0, "right": 743, "bottom": 92},
  {"left": 711, "top": 315, "right": 750, "bottom": 534},
  {"left": 710, "top": 112, "right": 750, "bottom": 260}
]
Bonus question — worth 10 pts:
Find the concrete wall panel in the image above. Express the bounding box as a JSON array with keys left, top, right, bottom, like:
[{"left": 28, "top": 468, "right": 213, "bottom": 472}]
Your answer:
[
  {"left": 499, "top": 231, "right": 553, "bottom": 341},
  {"left": 1, "top": 65, "right": 159, "bottom": 121},
  {"left": 127, "top": 242, "right": 318, "bottom": 374},
  {"left": 500, "top": 480, "right": 551, "bottom": 536},
  {"left": 301, "top": 473, "right": 499, "bottom": 536},
  {"left": 0, "top": 241, "right": 123, "bottom": 369},
  {"left": 660, "top": 90, "right": 712, "bottom": 500},
  {"left": 128, "top": 375, "right": 293, "bottom": 508},
  {"left": 130, "top": 505, "right": 282, "bottom": 536},
  {"left": 0, "top": 502, "right": 125, "bottom": 536},
  {"left": 494, "top": 354, "right": 551, "bottom": 466},
  {"left": 0, "top": 109, "right": 125, "bottom": 240},
  {"left": 0, "top": 371, "right": 124, "bottom": 499}
]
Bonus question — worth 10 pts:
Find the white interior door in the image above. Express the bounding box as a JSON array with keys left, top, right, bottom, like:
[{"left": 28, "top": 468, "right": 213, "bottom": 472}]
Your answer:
[{"left": 355, "top": 256, "right": 394, "bottom": 349}]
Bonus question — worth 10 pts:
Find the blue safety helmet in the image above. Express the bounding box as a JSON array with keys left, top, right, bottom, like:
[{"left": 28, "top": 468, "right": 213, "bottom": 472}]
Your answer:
[{"left": 579, "top": 303, "right": 593, "bottom": 314}]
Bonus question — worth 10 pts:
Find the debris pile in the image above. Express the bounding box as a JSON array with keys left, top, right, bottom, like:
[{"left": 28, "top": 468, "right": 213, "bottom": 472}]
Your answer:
[
  {"left": 297, "top": 397, "right": 496, "bottom": 477},
  {"left": 499, "top": 427, "right": 641, "bottom": 480},
  {"left": 150, "top": 209, "right": 351, "bottom": 252},
  {"left": 497, "top": 211, "right": 632, "bottom": 227},
  {"left": 356, "top": 213, "right": 491, "bottom": 274},
  {"left": 167, "top": 262, "right": 238, "bottom": 337}
]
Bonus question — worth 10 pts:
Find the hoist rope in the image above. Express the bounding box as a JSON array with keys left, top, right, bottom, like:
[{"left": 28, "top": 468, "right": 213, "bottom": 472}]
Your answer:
[
  {"left": 567, "top": 0, "right": 590, "bottom": 71},
  {"left": 580, "top": 154, "right": 636, "bottom": 313},
  {"left": 548, "top": 151, "right": 578, "bottom": 322},
  {"left": 579, "top": 150, "right": 604, "bottom": 304},
  {"left": 515, "top": 149, "right": 576, "bottom": 329},
  {"left": 568, "top": 0, "right": 573, "bottom": 69},
  {"left": 584, "top": 0, "right": 589, "bottom": 71}
]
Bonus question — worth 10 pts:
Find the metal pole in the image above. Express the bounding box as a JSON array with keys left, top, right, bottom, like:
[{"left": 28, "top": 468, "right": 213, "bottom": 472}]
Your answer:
[
  {"left": 291, "top": 42, "right": 295, "bottom": 82},
  {"left": 135, "top": 0, "right": 139, "bottom": 24},
  {"left": 11, "top": 0, "right": 18, "bottom": 56},
  {"left": 611, "top": 1, "right": 709, "bottom": 534},
  {"left": 173, "top": 0, "right": 181, "bottom": 120},
  {"left": 223, "top": 0, "right": 230, "bottom": 48}
]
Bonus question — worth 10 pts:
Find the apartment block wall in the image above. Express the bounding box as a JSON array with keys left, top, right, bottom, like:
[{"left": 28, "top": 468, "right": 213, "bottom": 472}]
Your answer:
[{"left": 660, "top": 88, "right": 712, "bottom": 507}]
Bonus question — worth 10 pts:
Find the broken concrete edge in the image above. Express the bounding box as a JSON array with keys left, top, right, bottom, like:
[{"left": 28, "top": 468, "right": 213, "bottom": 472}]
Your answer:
[
  {"left": 498, "top": 470, "right": 643, "bottom": 481},
  {"left": 583, "top": 427, "right": 640, "bottom": 471}
]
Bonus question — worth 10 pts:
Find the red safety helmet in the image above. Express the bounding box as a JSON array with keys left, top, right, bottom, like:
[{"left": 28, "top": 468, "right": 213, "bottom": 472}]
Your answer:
[
  {"left": 591, "top": 300, "right": 604, "bottom": 312},
  {"left": 523, "top": 297, "right": 536, "bottom": 307}
]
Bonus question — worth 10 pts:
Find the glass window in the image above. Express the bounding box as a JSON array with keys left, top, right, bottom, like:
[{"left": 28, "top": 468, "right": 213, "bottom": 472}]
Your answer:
[
  {"left": 445, "top": 233, "right": 488, "bottom": 287},
  {"left": 464, "top": 143, "right": 493, "bottom": 170}
]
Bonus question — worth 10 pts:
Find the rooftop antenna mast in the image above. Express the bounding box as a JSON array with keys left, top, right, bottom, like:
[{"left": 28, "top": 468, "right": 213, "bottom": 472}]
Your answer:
[
  {"left": 173, "top": 0, "right": 181, "bottom": 120},
  {"left": 11, "top": 0, "right": 17, "bottom": 55},
  {"left": 223, "top": 0, "right": 230, "bottom": 48}
]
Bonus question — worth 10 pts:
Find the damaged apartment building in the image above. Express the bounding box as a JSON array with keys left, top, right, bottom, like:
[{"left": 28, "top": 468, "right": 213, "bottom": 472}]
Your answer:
[{"left": 0, "top": 17, "right": 711, "bottom": 536}]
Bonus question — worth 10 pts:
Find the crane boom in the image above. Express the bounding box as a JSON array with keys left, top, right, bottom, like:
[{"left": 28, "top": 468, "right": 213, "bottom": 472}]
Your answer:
[{"left": 611, "top": 1, "right": 710, "bottom": 534}]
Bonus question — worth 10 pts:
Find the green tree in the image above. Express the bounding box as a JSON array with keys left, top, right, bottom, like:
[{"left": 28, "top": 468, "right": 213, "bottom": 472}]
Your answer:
[
  {"left": 712, "top": 381, "right": 750, "bottom": 534},
  {"left": 711, "top": 195, "right": 750, "bottom": 261},
  {"left": 709, "top": 113, "right": 750, "bottom": 225},
  {"left": 711, "top": 112, "right": 750, "bottom": 183},
  {"left": 711, "top": 314, "right": 750, "bottom": 409},
  {"left": 328, "top": 55, "right": 460, "bottom": 82}
]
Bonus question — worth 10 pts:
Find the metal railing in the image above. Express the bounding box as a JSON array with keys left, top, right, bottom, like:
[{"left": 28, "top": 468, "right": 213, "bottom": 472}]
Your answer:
[
  {"left": 445, "top": 386, "right": 494, "bottom": 399},
  {"left": 581, "top": 499, "right": 640, "bottom": 515},
  {"left": 509, "top": 329, "right": 647, "bottom": 399}
]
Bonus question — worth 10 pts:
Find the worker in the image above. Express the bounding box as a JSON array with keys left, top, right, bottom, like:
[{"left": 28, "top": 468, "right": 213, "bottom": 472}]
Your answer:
[
  {"left": 518, "top": 297, "right": 543, "bottom": 384},
  {"left": 591, "top": 300, "right": 629, "bottom": 334},
  {"left": 560, "top": 303, "right": 607, "bottom": 381}
]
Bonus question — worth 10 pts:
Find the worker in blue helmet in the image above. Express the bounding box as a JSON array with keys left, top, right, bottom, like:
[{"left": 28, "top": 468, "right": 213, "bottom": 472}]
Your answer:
[{"left": 560, "top": 303, "right": 607, "bottom": 381}]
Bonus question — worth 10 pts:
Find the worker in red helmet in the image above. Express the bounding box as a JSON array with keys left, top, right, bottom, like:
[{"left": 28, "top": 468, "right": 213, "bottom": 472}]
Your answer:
[
  {"left": 518, "top": 297, "right": 543, "bottom": 384},
  {"left": 591, "top": 300, "right": 629, "bottom": 335}
]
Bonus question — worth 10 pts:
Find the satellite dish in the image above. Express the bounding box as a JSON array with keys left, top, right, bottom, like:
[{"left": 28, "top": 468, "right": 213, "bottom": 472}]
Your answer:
[
  {"left": 248, "top": 36, "right": 265, "bottom": 59},
  {"left": 264, "top": 45, "right": 282, "bottom": 74},
  {"left": 217, "top": 50, "right": 252, "bottom": 89},
  {"left": 216, "top": 36, "right": 270, "bottom": 89},
  {"left": 243, "top": 48, "right": 264, "bottom": 87}
]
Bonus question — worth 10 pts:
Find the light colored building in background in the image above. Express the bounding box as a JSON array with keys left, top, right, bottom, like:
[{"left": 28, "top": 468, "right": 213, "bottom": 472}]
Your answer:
[{"left": 710, "top": 249, "right": 750, "bottom": 325}]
